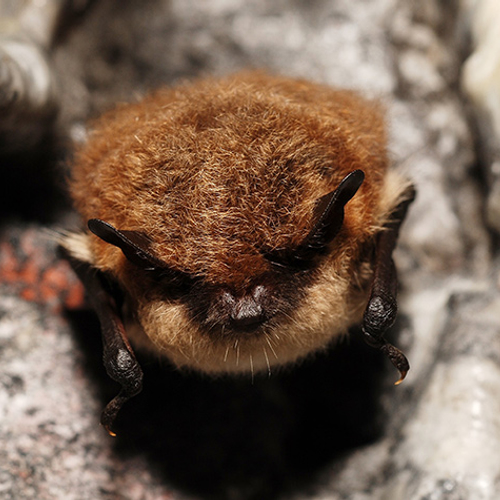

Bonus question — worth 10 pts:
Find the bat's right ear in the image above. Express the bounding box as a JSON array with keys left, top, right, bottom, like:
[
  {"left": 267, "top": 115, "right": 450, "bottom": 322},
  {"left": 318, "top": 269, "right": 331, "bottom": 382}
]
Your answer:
[{"left": 87, "top": 219, "right": 164, "bottom": 270}]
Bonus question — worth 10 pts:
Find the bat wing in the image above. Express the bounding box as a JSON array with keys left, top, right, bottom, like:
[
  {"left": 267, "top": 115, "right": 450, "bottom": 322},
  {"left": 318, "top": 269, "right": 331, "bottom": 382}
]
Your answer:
[{"left": 64, "top": 250, "right": 143, "bottom": 435}]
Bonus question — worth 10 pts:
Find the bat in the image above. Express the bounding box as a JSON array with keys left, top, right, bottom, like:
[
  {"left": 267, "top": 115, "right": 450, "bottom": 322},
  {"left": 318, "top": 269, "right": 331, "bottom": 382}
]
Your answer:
[{"left": 60, "top": 71, "right": 415, "bottom": 435}]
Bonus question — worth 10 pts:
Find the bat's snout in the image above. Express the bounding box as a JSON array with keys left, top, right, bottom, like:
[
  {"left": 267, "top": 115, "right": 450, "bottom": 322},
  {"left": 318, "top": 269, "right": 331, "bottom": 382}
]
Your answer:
[{"left": 224, "top": 286, "right": 269, "bottom": 333}]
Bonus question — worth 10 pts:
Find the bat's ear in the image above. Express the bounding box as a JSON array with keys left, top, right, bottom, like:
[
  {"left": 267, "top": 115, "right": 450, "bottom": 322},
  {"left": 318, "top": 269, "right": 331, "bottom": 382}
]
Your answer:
[
  {"left": 265, "top": 170, "right": 364, "bottom": 270},
  {"left": 306, "top": 169, "right": 365, "bottom": 249},
  {"left": 88, "top": 219, "right": 164, "bottom": 270}
]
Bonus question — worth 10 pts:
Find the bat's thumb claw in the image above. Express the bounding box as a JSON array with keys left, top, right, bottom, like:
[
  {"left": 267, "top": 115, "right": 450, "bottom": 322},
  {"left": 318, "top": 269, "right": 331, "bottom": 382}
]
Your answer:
[
  {"left": 380, "top": 342, "right": 410, "bottom": 385},
  {"left": 103, "top": 424, "right": 117, "bottom": 437},
  {"left": 394, "top": 370, "right": 408, "bottom": 386},
  {"left": 100, "top": 395, "right": 126, "bottom": 437}
]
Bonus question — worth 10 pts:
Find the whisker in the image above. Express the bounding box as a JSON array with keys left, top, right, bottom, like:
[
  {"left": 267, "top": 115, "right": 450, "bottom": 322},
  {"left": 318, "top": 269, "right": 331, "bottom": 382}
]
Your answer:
[
  {"left": 263, "top": 346, "right": 271, "bottom": 377},
  {"left": 189, "top": 309, "right": 206, "bottom": 323},
  {"left": 281, "top": 310, "right": 302, "bottom": 328},
  {"left": 249, "top": 354, "right": 254, "bottom": 383},
  {"left": 265, "top": 335, "right": 278, "bottom": 360},
  {"left": 224, "top": 345, "right": 230, "bottom": 362}
]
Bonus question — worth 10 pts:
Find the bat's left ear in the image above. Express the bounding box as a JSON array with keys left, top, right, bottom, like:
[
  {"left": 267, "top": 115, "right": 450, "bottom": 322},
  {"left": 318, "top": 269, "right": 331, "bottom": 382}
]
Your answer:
[
  {"left": 88, "top": 219, "right": 164, "bottom": 270},
  {"left": 307, "top": 169, "right": 365, "bottom": 249},
  {"left": 292, "top": 169, "right": 365, "bottom": 264},
  {"left": 265, "top": 170, "right": 364, "bottom": 270}
]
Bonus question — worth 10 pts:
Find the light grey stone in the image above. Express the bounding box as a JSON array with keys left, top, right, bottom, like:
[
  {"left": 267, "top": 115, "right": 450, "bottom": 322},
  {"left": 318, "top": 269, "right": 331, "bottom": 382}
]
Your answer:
[
  {"left": 461, "top": 0, "right": 500, "bottom": 234},
  {"left": 1, "top": 0, "right": 499, "bottom": 499}
]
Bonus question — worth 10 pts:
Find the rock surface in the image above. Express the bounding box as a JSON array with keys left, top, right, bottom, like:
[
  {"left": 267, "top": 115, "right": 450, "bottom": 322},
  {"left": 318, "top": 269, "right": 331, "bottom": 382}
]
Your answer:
[
  {"left": 461, "top": 0, "right": 500, "bottom": 234},
  {"left": 1, "top": 1, "right": 499, "bottom": 499}
]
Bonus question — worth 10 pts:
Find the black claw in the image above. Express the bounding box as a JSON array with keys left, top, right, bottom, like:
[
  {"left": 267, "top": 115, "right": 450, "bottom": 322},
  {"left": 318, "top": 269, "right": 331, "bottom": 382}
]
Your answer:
[{"left": 379, "top": 342, "right": 410, "bottom": 385}]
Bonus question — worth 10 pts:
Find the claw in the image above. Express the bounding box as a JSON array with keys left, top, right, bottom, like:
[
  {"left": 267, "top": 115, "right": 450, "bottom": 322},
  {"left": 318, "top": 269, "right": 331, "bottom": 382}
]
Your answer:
[
  {"left": 380, "top": 342, "right": 410, "bottom": 385},
  {"left": 394, "top": 370, "right": 408, "bottom": 386},
  {"left": 100, "top": 394, "right": 129, "bottom": 437},
  {"left": 103, "top": 425, "right": 117, "bottom": 437}
]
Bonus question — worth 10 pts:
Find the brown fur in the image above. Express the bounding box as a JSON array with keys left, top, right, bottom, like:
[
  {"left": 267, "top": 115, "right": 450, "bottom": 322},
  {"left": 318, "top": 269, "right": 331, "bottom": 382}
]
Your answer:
[{"left": 64, "top": 71, "right": 411, "bottom": 374}]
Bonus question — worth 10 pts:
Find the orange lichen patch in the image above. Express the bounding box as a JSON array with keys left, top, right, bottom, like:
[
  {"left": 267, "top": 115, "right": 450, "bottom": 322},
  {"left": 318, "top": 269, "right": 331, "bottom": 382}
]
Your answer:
[
  {"left": 20, "top": 287, "right": 38, "bottom": 302},
  {"left": 0, "top": 242, "right": 20, "bottom": 282},
  {"left": 17, "top": 259, "right": 40, "bottom": 286},
  {"left": 43, "top": 266, "right": 74, "bottom": 292},
  {"left": 0, "top": 227, "right": 86, "bottom": 312},
  {"left": 64, "top": 278, "right": 86, "bottom": 309}
]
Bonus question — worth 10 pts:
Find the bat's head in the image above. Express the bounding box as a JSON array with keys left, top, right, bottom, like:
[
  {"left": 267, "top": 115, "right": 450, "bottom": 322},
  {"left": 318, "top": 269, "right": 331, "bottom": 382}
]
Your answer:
[
  {"left": 83, "top": 169, "right": 379, "bottom": 374},
  {"left": 67, "top": 73, "right": 399, "bottom": 374}
]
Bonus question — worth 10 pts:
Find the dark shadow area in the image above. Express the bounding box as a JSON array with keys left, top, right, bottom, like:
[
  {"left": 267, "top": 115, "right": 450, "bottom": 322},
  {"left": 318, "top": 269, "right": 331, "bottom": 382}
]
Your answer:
[
  {"left": 67, "top": 308, "right": 387, "bottom": 500},
  {"left": 53, "top": 0, "right": 101, "bottom": 46},
  {"left": 0, "top": 135, "right": 71, "bottom": 224}
]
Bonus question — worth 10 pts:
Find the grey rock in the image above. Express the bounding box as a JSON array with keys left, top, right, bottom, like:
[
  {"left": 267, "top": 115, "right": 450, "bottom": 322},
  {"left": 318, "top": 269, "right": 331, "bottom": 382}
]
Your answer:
[
  {"left": 1, "top": 0, "right": 498, "bottom": 499},
  {"left": 461, "top": 0, "right": 500, "bottom": 234}
]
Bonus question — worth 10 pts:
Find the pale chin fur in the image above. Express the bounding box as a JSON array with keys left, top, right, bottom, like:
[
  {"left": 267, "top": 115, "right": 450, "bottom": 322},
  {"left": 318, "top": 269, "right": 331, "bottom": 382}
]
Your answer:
[{"left": 124, "top": 267, "right": 368, "bottom": 375}]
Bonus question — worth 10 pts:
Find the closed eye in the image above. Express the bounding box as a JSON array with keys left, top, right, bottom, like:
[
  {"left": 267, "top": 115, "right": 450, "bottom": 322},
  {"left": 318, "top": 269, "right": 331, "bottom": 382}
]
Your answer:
[
  {"left": 145, "top": 266, "right": 196, "bottom": 296},
  {"left": 262, "top": 249, "right": 315, "bottom": 273}
]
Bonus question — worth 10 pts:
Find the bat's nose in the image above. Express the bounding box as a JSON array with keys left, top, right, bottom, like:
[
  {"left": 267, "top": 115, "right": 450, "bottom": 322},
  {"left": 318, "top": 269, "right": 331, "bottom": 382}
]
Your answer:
[
  {"left": 227, "top": 285, "right": 268, "bottom": 332},
  {"left": 230, "top": 295, "right": 266, "bottom": 331}
]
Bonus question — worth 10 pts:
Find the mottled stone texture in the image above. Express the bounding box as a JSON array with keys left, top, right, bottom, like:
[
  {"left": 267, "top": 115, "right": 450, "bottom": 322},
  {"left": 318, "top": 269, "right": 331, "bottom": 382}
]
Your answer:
[
  {"left": 1, "top": 0, "right": 498, "bottom": 499},
  {"left": 460, "top": 0, "right": 500, "bottom": 235}
]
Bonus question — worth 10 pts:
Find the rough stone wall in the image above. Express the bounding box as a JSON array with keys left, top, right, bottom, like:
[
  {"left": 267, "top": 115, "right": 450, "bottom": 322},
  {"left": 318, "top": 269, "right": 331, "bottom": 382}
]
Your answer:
[{"left": 1, "top": 1, "right": 499, "bottom": 499}]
